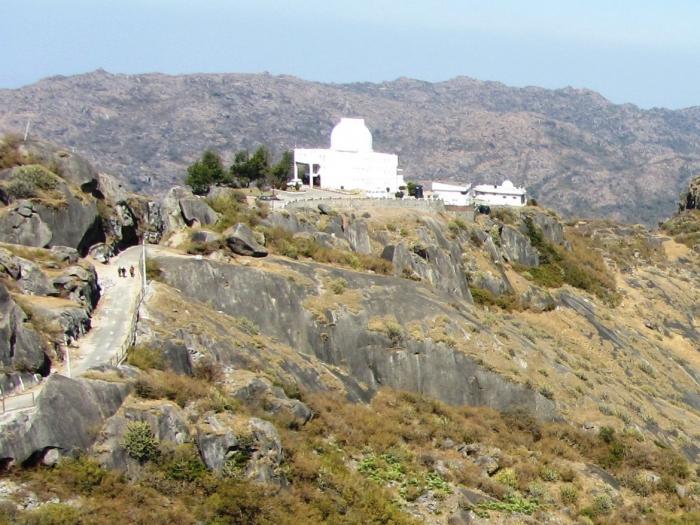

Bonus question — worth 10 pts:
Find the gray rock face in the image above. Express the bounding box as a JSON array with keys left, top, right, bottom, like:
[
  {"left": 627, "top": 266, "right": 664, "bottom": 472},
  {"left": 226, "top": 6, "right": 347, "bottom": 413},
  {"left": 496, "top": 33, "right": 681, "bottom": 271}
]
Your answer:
[
  {"left": 467, "top": 270, "right": 511, "bottom": 297},
  {"left": 0, "top": 249, "right": 53, "bottom": 296},
  {"left": 0, "top": 283, "right": 47, "bottom": 373},
  {"left": 179, "top": 197, "right": 219, "bottom": 227},
  {"left": 33, "top": 189, "right": 103, "bottom": 255},
  {"left": 0, "top": 374, "right": 131, "bottom": 465},
  {"left": 49, "top": 246, "right": 79, "bottom": 264},
  {"left": 96, "top": 173, "right": 130, "bottom": 204},
  {"left": 345, "top": 220, "right": 372, "bottom": 254},
  {"left": 224, "top": 223, "right": 268, "bottom": 257},
  {"left": 526, "top": 210, "right": 565, "bottom": 245},
  {"left": 190, "top": 229, "right": 221, "bottom": 244},
  {"left": 521, "top": 286, "right": 555, "bottom": 313},
  {"left": 19, "top": 140, "right": 98, "bottom": 191},
  {"left": 93, "top": 400, "right": 191, "bottom": 471},
  {"left": 195, "top": 413, "right": 284, "bottom": 485},
  {"left": 155, "top": 256, "right": 556, "bottom": 420},
  {"left": 0, "top": 201, "right": 52, "bottom": 248},
  {"left": 222, "top": 370, "right": 313, "bottom": 428},
  {"left": 52, "top": 264, "right": 100, "bottom": 311},
  {"left": 499, "top": 225, "right": 539, "bottom": 267},
  {"left": 160, "top": 187, "right": 191, "bottom": 233}
]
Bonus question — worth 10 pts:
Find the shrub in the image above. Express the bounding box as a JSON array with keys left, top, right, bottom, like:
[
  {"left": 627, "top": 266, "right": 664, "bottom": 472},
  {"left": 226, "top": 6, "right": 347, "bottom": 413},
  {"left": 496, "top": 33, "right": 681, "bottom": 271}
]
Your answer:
[
  {"left": 134, "top": 370, "right": 210, "bottom": 407},
  {"left": 469, "top": 286, "right": 522, "bottom": 311},
  {"left": 127, "top": 344, "right": 165, "bottom": 370},
  {"left": 0, "top": 134, "right": 22, "bottom": 169},
  {"left": 328, "top": 278, "right": 347, "bottom": 295},
  {"left": 16, "top": 503, "right": 81, "bottom": 525},
  {"left": 193, "top": 356, "right": 223, "bottom": 383},
  {"left": 560, "top": 484, "right": 578, "bottom": 505},
  {"left": 4, "top": 164, "right": 61, "bottom": 200},
  {"left": 123, "top": 421, "right": 160, "bottom": 463},
  {"left": 494, "top": 467, "right": 518, "bottom": 488}
]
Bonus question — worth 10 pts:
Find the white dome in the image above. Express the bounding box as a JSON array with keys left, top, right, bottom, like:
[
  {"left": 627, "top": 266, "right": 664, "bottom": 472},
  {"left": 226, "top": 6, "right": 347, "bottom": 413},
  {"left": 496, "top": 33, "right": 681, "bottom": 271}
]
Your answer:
[{"left": 330, "top": 118, "right": 373, "bottom": 152}]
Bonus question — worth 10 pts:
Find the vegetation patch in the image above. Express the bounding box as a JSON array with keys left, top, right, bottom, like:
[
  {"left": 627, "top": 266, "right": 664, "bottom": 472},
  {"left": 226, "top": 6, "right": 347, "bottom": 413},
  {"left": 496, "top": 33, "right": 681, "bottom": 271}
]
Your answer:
[
  {"left": 469, "top": 286, "right": 522, "bottom": 311},
  {"left": 1, "top": 164, "right": 63, "bottom": 201},
  {"left": 515, "top": 217, "right": 620, "bottom": 305},
  {"left": 264, "top": 226, "right": 392, "bottom": 274}
]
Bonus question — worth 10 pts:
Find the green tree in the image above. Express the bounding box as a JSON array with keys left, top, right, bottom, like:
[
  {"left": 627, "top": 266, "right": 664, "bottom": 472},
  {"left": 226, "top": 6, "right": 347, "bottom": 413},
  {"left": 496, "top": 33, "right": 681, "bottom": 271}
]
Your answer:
[
  {"left": 406, "top": 181, "right": 417, "bottom": 197},
  {"left": 230, "top": 146, "right": 269, "bottom": 186},
  {"left": 268, "top": 150, "right": 293, "bottom": 189},
  {"left": 185, "top": 149, "right": 225, "bottom": 195}
]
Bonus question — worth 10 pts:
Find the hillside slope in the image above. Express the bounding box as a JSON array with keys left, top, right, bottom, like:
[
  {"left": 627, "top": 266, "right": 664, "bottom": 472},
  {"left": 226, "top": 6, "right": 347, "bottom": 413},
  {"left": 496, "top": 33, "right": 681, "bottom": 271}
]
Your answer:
[{"left": 2, "top": 70, "right": 700, "bottom": 224}]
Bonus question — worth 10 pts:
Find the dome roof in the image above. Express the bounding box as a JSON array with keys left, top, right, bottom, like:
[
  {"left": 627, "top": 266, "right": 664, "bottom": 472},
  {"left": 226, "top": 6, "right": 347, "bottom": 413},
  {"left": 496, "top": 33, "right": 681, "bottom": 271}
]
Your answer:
[{"left": 330, "top": 118, "right": 373, "bottom": 152}]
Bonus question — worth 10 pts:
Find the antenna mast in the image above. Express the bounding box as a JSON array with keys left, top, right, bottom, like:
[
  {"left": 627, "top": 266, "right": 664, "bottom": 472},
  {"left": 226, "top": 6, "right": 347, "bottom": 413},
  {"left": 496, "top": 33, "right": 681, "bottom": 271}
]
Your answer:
[{"left": 23, "top": 119, "right": 31, "bottom": 141}]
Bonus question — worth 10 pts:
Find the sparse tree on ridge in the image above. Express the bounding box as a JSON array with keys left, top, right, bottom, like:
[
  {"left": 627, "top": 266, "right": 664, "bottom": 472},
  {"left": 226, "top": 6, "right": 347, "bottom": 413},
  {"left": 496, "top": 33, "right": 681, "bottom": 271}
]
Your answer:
[{"left": 185, "top": 149, "right": 225, "bottom": 195}]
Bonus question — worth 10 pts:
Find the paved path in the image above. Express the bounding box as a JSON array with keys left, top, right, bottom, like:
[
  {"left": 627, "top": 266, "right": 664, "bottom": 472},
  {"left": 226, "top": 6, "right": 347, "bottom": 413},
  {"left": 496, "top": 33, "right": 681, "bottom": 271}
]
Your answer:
[
  {"left": 72, "top": 246, "right": 143, "bottom": 375},
  {"left": 1, "top": 246, "right": 145, "bottom": 416}
]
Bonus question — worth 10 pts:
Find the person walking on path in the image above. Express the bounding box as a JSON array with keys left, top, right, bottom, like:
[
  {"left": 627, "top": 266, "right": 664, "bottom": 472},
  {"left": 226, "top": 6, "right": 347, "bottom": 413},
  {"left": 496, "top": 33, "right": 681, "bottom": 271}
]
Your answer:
[
  {"left": 117, "top": 267, "right": 123, "bottom": 278},
  {"left": 129, "top": 265, "right": 135, "bottom": 278}
]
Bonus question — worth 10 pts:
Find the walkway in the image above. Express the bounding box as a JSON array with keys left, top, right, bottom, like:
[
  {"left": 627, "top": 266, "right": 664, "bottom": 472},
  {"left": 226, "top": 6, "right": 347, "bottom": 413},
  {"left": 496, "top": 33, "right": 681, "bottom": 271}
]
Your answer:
[
  {"left": 72, "top": 245, "right": 143, "bottom": 374},
  {"left": 1, "top": 246, "right": 144, "bottom": 415}
]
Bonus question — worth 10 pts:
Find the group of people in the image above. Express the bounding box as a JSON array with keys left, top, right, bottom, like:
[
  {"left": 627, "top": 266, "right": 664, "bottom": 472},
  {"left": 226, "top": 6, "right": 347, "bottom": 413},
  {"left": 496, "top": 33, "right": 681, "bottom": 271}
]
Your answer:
[{"left": 118, "top": 265, "right": 136, "bottom": 278}]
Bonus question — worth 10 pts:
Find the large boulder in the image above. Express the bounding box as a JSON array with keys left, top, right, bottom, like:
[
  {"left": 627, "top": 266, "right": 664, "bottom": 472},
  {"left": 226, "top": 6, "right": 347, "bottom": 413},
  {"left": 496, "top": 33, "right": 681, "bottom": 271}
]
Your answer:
[
  {"left": 223, "top": 223, "right": 268, "bottom": 257},
  {"left": 18, "top": 140, "right": 98, "bottom": 191},
  {"left": 51, "top": 264, "right": 100, "bottom": 311},
  {"left": 93, "top": 400, "right": 191, "bottom": 471},
  {"left": 499, "top": 225, "right": 539, "bottom": 267},
  {"left": 222, "top": 370, "right": 312, "bottom": 428},
  {"left": 0, "top": 283, "right": 47, "bottom": 373},
  {"left": 195, "top": 412, "right": 285, "bottom": 485},
  {"left": 0, "top": 201, "right": 52, "bottom": 248},
  {"left": 179, "top": 197, "right": 219, "bottom": 227},
  {"left": 0, "top": 374, "right": 131, "bottom": 466}
]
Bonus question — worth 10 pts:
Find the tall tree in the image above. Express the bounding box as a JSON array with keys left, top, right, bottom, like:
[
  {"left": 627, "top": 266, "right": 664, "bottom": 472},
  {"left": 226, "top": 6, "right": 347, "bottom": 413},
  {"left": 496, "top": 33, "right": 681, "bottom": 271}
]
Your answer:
[
  {"left": 268, "top": 150, "right": 293, "bottom": 189},
  {"left": 185, "top": 149, "right": 225, "bottom": 195},
  {"left": 230, "top": 146, "right": 269, "bottom": 186}
]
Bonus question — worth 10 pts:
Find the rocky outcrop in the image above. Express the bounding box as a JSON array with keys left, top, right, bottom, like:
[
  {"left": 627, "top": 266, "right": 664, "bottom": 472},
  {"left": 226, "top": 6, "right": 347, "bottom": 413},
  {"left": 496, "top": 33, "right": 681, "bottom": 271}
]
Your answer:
[
  {"left": 93, "top": 400, "right": 191, "bottom": 471},
  {"left": 18, "top": 140, "right": 98, "bottom": 191},
  {"left": 195, "top": 413, "right": 285, "bottom": 485},
  {"left": 160, "top": 186, "right": 219, "bottom": 233},
  {"left": 154, "top": 255, "right": 556, "bottom": 419},
  {"left": 223, "top": 223, "right": 268, "bottom": 257},
  {"left": 679, "top": 175, "right": 700, "bottom": 212},
  {"left": 51, "top": 264, "right": 100, "bottom": 311},
  {"left": 499, "top": 225, "right": 539, "bottom": 267},
  {"left": 0, "top": 374, "right": 131, "bottom": 466},
  {"left": 179, "top": 197, "right": 219, "bottom": 227},
  {"left": 0, "top": 283, "right": 47, "bottom": 374},
  {"left": 0, "top": 201, "right": 52, "bottom": 248},
  {"left": 222, "top": 370, "right": 313, "bottom": 428}
]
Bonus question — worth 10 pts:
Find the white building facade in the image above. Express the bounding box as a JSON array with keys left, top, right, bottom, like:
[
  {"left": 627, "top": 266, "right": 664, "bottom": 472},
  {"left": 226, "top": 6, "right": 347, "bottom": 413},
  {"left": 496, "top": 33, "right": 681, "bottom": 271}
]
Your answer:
[
  {"left": 424, "top": 181, "right": 471, "bottom": 206},
  {"left": 290, "top": 118, "right": 404, "bottom": 196},
  {"left": 470, "top": 180, "right": 527, "bottom": 207}
]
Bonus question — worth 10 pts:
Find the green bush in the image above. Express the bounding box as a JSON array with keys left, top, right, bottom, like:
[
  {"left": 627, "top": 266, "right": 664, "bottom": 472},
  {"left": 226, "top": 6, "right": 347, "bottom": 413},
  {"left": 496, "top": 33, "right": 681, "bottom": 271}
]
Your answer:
[
  {"left": 123, "top": 421, "right": 160, "bottom": 463},
  {"left": 127, "top": 344, "right": 165, "bottom": 370},
  {"left": 469, "top": 286, "right": 522, "bottom": 311},
  {"left": 16, "top": 503, "right": 81, "bottom": 525},
  {"left": 560, "top": 484, "right": 578, "bottom": 505},
  {"left": 4, "top": 164, "right": 61, "bottom": 199}
]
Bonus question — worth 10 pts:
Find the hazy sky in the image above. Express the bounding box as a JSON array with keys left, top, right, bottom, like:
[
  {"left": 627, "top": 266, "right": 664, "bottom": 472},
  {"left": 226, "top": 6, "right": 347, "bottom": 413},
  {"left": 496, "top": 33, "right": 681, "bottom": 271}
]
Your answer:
[{"left": 2, "top": 0, "right": 699, "bottom": 109}]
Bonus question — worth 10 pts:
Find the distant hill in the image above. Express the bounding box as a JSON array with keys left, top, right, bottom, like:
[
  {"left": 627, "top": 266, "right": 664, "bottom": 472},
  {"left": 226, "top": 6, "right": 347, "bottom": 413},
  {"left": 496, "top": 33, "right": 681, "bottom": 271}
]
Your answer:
[{"left": 2, "top": 69, "right": 700, "bottom": 224}]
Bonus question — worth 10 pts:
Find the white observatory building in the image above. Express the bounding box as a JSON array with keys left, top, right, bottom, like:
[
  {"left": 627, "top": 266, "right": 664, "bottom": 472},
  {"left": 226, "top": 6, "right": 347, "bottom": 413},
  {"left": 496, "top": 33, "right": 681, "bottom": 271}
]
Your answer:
[{"left": 290, "top": 118, "right": 404, "bottom": 196}]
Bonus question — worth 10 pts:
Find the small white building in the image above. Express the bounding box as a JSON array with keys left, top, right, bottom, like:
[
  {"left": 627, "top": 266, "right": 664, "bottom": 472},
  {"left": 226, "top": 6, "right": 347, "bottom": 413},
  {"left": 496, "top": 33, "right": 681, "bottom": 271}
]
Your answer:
[
  {"left": 424, "top": 181, "right": 471, "bottom": 206},
  {"left": 470, "top": 180, "right": 527, "bottom": 207},
  {"left": 290, "top": 118, "right": 405, "bottom": 195}
]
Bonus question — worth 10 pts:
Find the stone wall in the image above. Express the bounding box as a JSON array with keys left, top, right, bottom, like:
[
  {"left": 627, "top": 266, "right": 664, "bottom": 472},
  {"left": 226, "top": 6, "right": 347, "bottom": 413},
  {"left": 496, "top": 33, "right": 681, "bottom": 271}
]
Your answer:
[{"left": 282, "top": 197, "right": 445, "bottom": 212}]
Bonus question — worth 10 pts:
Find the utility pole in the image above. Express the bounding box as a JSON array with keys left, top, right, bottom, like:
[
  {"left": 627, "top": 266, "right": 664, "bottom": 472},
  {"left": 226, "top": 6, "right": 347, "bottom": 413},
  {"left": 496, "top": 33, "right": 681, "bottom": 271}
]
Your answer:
[
  {"left": 65, "top": 347, "right": 71, "bottom": 378},
  {"left": 23, "top": 119, "right": 31, "bottom": 142}
]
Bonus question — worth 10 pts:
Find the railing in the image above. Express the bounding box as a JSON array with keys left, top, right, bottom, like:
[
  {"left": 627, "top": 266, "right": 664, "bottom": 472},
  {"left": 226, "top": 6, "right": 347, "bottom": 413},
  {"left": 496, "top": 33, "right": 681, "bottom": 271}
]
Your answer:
[
  {"left": 108, "top": 271, "right": 146, "bottom": 367},
  {"left": 282, "top": 196, "right": 445, "bottom": 211}
]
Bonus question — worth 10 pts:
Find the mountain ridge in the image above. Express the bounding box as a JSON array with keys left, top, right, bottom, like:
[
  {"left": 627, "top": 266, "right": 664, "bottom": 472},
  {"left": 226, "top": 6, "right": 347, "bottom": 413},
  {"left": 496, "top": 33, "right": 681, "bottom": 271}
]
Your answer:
[{"left": 2, "top": 69, "right": 700, "bottom": 224}]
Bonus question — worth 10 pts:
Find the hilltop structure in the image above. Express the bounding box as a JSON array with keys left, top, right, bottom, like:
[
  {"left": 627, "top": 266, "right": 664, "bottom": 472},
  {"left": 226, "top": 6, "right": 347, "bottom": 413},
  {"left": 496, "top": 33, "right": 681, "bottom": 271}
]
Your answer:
[
  {"left": 470, "top": 180, "right": 527, "bottom": 207},
  {"left": 290, "top": 118, "right": 404, "bottom": 196}
]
